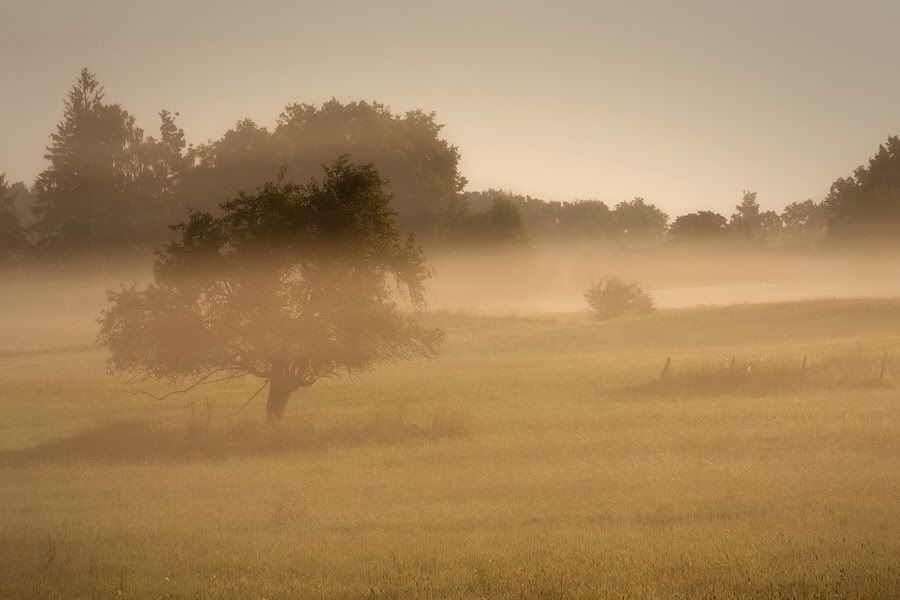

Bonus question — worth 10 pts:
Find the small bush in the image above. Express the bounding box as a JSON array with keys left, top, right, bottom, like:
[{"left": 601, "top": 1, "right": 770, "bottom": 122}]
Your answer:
[{"left": 585, "top": 277, "right": 654, "bottom": 320}]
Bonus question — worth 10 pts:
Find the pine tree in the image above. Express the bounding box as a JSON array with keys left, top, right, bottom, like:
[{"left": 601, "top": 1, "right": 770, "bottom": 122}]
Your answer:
[{"left": 31, "top": 69, "right": 147, "bottom": 253}]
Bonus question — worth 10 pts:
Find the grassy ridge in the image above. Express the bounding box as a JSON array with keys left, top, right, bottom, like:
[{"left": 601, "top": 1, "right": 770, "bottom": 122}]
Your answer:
[{"left": 0, "top": 299, "right": 898, "bottom": 597}]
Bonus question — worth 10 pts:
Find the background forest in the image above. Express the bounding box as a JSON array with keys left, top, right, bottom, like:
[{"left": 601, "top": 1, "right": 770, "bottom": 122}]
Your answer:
[{"left": 4, "top": 69, "right": 900, "bottom": 265}]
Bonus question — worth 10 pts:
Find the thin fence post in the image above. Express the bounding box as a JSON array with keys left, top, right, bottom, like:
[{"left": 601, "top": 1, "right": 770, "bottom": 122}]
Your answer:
[
  {"left": 660, "top": 356, "right": 671, "bottom": 381},
  {"left": 729, "top": 355, "right": 736, "bottom": 376},
  {"left": 800, "top": 355, "right": 807, "bottom": 380},
  {"left": 879, "top": 351, "right": 888, "bottom": 383}
]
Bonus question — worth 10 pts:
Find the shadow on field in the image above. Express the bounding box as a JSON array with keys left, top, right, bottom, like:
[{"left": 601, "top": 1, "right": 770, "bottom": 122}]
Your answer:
[
  {"left": 0, "top": 409, "right": 468, "bottom": 465},
  {"left": 628, "top": 353, "right": 893, "bottom": 397}
]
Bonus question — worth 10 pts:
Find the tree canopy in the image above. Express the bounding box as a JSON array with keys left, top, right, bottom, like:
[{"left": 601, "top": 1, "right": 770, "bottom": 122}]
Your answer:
[
  {"left": 180, "top": 100, "right": 467, "bottom": 237},
  {"left": 824, "top": 136, "right": 900, "bottom": 245},
  {"left": 669, "top": 210, "right": 728, "bottom": 242},
  {"left": 729, "top": 191, "right": 783, "bottom": 245},
  {"left": 31, "top": 69, "right": 185, "bottom": 253},
  {"left": 781, "top": 199, "right": 825, "bottom": 246},
  {"left": 14, "top": 68, "right": 900, "bottom": 258},
  {"left": 99, "top": 157, "right": 443, "bottom": 420},
  {"left": 613, "top": 197, "right": 669, "bottom": 243},
  {"left": 463, "top": 195, "right": 529, "bottom": 245}
]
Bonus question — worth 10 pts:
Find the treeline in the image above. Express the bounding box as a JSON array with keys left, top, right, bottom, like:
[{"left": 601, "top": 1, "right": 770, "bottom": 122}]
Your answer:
[
  {"left": 1, "top": 69, "right": 470, "bottom": 261},
  {"left": 463, "top": 189, "right": 825, "bottom": 248},
  {"left": 454, "top": 134, "right": 900, "bottom": 248},
  {"left": 3, "top": 69, "right": 900, "bottom": 264}
]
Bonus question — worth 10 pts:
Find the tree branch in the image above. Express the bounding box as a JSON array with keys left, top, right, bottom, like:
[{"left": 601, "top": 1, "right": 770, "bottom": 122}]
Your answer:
[
  {"left": 231, "top": 380, "right": 270, "bottom": 416},
  {"left": 126, "top": 369, "right": 225, "bottom": 401},
  {"left": 204, "top": 373, "right": 248, "bottom": 385}
]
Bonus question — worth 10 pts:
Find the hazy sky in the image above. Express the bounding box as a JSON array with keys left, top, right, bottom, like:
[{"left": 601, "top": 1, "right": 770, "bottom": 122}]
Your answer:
[{"left": 2, "top": 0, "right": 899, "bottom": 214}]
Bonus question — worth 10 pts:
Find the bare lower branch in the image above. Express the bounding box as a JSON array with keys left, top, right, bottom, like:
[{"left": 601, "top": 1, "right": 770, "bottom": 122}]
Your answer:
[
  {"left": 231, "top": 380, "right": 270, "bottom": 416},
  {"left": 126, "top": 369, "right": 224, "bottom": 401},
  {"left": 203, "top": 373, "right": 248, "bottom": 385}
]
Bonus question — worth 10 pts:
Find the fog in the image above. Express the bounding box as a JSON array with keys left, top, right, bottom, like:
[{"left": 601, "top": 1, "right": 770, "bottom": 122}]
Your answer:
[
  {"left": 3, "top": 3, "right": 900, "bottom": 595},
  {"left": 426, "top": 244, "right": 900, "bottom": 312},
  {"left": 5, "top": 245, "right": 900, "bottom": 343}
]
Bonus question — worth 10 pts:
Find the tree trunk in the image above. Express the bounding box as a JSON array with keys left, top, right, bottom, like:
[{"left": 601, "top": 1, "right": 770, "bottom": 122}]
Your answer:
[{"left": 266, "top": 375, "right": 294, "bottom": 422}]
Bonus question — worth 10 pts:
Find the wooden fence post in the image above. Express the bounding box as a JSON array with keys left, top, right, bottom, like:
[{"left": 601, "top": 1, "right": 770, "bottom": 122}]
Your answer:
[
  {"left": 800, "top": 355, "right": 807, "bottom": 380},
  {"left": 879, "top": 351, "right": 888, "bottom": 383},
  {"left": 729, "top": 355, "right": 736, "bottom": 377},
  {"left": 660, "top": 356, "right": 671, "bottom": 381}
]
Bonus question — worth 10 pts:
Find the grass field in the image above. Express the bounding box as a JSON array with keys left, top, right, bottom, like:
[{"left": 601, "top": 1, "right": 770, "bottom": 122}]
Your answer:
[{"left": 0, "top": 298, "right": 898, "bottom": 598}]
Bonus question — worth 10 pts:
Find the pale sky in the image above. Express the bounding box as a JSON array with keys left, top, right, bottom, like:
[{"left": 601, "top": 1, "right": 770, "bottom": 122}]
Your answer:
[{"left": 2, "top": 0, "right": 899, "bottom": 214}]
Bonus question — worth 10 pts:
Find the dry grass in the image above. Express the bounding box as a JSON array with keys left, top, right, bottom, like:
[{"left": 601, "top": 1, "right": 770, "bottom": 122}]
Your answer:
[
  {"left": 0, "top": 298, "right": 898, "bottom": 598},
  {"left": 0, "top": 407, "right": 468, "bottom": 465},
  {"left": 633, "top": 353, "right": 893, "bottom": 397}
]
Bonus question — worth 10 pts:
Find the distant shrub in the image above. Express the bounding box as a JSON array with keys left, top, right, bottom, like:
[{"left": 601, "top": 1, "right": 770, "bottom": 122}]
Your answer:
[{"left": 584, "top": 277, "right": 654, "bottom": 320}]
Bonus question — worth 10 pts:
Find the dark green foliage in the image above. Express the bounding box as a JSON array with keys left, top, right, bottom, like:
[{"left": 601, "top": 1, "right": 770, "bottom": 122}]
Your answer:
[
  {"left": 6, "top": 180, "right": 34, "bottom": 228},
  {"left": 0, "top": 174, "right": 29, "bottom": 260},
  {"left": 584, "top": 277, "right": 654, "bottom": 320},
  {"left": 30, "top": 69, "right": 186, "bottom": 253},
  {"left": 530, "top": 197, "right": 620, "bottom": 241},
  {"left": 21, "top": 68, "right": 900, "bottom": 255},
  {"left": 562, "top": 199, "right": 619, "bottom": 239},
  {"left": 32, "top": 69, "right": 141, "bottom": 251},
  {"left": 729, "top": 191, "right": 783, "bottom": 244},
  {"left": 99, "top": 157, "right": 443, "bottom": 420},
  {"left": 27, "top": 70, "right": 468, "bottom": 253},
  {"left": 781, "top": 199, "right": 825, "bottom": 246},
  {"left": 669, "top": 210, "right": 728, "bottom": 242},
  {"left": 824, "top": 136, "right": 900, "bottom": 245},
  {"left": 462, "top": 190, "right": 634, "bottom": 243},
  {"left": 613, "top": 197, "right": 669, "bottom": 243},
  {"left": 464, "top": 196, "right": 529, "bottom": 245},
  {"left": 180, "top": 100, "right": 467, "bottom": 237}
]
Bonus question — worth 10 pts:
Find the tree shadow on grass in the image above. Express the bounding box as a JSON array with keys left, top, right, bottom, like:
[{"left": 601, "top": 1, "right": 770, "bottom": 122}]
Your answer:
[{"left": 0, "top": 409, "right": 468, "bottom": 465}]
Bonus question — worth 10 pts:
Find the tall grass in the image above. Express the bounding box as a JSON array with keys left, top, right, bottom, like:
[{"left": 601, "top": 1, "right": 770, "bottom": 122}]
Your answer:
[
  {"left": 634, "top": 352, "right": 893, "bottom": 397},
  {"left": 0, "top": 406, "right": 469, "bottom": 464},
  {"left": 0, "top": 299, "right": 897, "bottom": 598}
]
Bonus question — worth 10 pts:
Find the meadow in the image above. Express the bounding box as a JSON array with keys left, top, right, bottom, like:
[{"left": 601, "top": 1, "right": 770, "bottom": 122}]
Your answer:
[{"left": 0, "top": 296, "right": 898, "bottom": 598}]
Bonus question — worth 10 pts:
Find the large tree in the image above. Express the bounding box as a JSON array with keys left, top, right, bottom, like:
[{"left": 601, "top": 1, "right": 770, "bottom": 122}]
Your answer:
[
  {"left": 465, "top": 196, "right": 529, "bottom": 245},
  {"left": 99, "top": 157, "right": 443, "bottom": 421},
  {"left": 729, "top": 191, "right": 782, "bottom": 244},
  {"left": 32, "top": 69, "right": 143, "bottom": 251},
  {"left": 781, "top": 199, "right": 825, "bottom": 246},
  {"left": 613, "top": 197, "right": 669, "bottom": 243},
  {"left": 669, "top": 210, "right": 728, "bottom": 243},
  {"left": 179, "top": 100, "right": 467, "bottom": 238},
  {"left": 31, "top": 69, "right": 183, "bottom": 253},
  {"left": 135, "top": 109, "right": 191, "bottom": 234},
  {"left": 824, "top": 136, "right": 900, "bottom": 244},
  {"left": 7, "top": 180, "right": 34, "bottom": 228}
]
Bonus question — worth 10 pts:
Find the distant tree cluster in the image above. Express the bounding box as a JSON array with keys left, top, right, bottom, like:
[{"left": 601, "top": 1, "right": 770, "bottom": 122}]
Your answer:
[
  {"left": 3, "top": 68, "right": 900, "bottom": 264},
  {"left": 823, "top": 136, "right": 900, "bottom": 246},
  {"left": 99, "top": 158, "right": 443, "bottom": 421},
  {"left": 462, "top": 190, "right": 668, "bottom": 245},
  {"left": 0, "top": 69, "right": 474, "bottom": 262},
  {"left": 462, "top": 188, "right": 833, "bottom": 249},
  {"left": 584, "top": 277, "right": 654, "bottom": 320}
]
